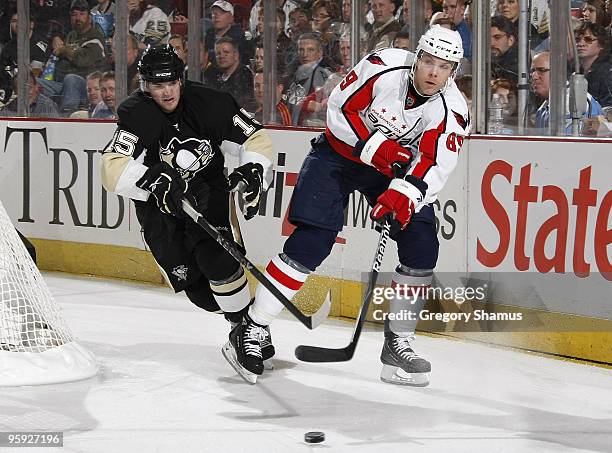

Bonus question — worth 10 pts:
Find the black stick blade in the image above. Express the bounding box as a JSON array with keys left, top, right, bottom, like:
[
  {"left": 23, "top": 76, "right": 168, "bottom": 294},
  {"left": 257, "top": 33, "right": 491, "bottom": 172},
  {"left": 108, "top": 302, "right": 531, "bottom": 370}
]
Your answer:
[{"left": 294, "top": 344, "right": 355, "bottom": 363}]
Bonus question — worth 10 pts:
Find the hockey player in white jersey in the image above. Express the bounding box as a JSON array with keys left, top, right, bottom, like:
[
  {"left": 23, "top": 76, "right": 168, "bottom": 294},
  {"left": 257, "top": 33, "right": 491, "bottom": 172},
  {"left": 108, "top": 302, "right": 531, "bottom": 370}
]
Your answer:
[{"left": 226, "top": 26, "right": 470, "bottom": 385}]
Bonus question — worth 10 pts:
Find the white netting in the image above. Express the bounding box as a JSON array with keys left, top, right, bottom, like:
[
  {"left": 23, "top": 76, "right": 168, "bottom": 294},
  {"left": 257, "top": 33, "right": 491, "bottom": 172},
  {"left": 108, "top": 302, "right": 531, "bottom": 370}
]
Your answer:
[{"left": 0, "top": 200, "right": 97, "bottom": 386}]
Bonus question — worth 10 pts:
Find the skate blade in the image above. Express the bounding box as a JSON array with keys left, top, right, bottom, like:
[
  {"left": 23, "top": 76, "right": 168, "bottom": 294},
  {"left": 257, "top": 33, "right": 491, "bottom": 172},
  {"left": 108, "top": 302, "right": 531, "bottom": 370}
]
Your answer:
[
  {"left": 263, "top": 359, "right": 274, "bottom": 371},
  {"left": 221, "top": 342, "right": 257, "bottom": 385},
  {"left": 380, "top": 364, "right": 430, "bottom": 387}
]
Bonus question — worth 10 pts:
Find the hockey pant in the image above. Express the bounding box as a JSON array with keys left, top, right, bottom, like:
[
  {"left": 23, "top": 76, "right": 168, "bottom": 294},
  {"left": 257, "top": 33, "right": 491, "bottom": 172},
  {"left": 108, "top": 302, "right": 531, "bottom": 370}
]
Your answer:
[{"left": 135, "top": 179, "right": 250, "bottom": 315}]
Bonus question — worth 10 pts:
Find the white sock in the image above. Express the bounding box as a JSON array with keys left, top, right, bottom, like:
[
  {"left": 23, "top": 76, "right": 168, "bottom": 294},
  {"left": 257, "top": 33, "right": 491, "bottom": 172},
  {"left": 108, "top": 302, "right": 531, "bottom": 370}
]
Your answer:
[
  {"left": 249, "top": 254, "right": 309, "bottom": 325},
  {"left": 209, "top": 267, "right": 250, "bottom": 313},
  {"left": 388, "top": 269, "right": 432, "bottom": 337}
]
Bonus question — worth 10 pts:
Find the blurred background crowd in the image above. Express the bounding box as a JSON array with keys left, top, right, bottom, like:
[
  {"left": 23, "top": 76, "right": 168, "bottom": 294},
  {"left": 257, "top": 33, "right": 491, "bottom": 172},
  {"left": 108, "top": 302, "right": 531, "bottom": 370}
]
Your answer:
[{"left": 1, "top": 0, "right": 611, "bottom": 136}]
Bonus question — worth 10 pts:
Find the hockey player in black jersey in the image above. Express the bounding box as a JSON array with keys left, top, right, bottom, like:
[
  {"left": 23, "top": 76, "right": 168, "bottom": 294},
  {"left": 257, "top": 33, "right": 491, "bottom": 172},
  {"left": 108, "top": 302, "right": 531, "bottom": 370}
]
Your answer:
[{"left": 100, "top": 45, "right": 274, "bottom": 384}]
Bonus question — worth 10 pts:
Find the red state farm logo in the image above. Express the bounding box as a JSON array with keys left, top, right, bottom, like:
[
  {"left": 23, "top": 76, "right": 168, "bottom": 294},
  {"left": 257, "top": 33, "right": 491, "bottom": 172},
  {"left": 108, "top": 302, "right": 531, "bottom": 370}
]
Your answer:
[{"left": 477, "top": 160, "right": 611, "bottom": 280}]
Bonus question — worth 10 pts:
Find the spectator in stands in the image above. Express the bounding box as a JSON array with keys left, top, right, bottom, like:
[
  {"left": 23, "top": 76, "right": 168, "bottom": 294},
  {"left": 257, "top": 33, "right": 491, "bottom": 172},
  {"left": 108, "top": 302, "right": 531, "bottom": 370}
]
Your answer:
[
  {"left": 30, "top": 0, "right": 71, "bottom": 42},
  {"left": 129, "top": 0, "right": 170, "bottom": 47},
  {"left": 169, "top": 33, "right": 187, "bottom": 65},
  {"left": 253, "top": 7, "right": 291, "bottom": 77},
  {"left": 581, "top": 0, "right": 610, "bottom": 27},
  {"left": 37, "top": 0, "right": 107, "bottom": 115},
  {"left": 205, "top": 1, "right": 249, "bottom": 67},
  {"left": 0, "top": 64, "right": 13, "bottom": 106},
  {"left": 531, "top": 51, "right": 604, "bottom": 135},
  {"left": 392, "top": 31, "right": 411, "bottom": 50},
  {"left": 284, "top": 7, "right": 313, "bottom": 77},
  {"left": 251, "top": 42, "right": 264, "bottom": 72},
  {"left": 86, "top": 71, "right": 102, "bottom": 115},
  {"left": 285, "top": 32, "right": 339, "bottom": 125},
  {"left": 92, "top": 70, "right": 116, "bottom": 118},
  {"left": 339, "top": 32, "right": 352, "bottom": 72},
  {"left": 443, "top": 0, "right": 472, "bottom": 60},
  {"left": 252, "top": 69, "right": 291, "bottom": 126},
  {"left": 91, "top": 0, "right": 115, "bottom": 40},
  {"left": 342, "top": 0, "right": 352, "bottom": 23},
  {"left": 109, "top": 34, "right": 140, "bottom": 93},
  {"left": 366, "top": 0, "right": 401, "bottom": 52},
  {"left": 496, "top": 0, "right": 544, "bottom": 47},
  {"left": 0, "top": 11, "right": 50, "bottom": 77},
  {"left": 203, "top": 36, "right": 255, "bottom": 110},
  {"left": 491, "top": 15, "right": 518, "bottom": 82},
  {"left": 400, "top": 0, "right": 437, "bottom": 33},
  {"left": 311, "top": 1, "right": 344, "bottom": 70},
  {"left": 575, "top": 21, "right": 612, "bottom": 108},
  {"left": 455, "top": 74, "right": 472, "bottom": 113},
  {"left": 0, "top": 68, "right": 59, "bottom": 118},
  {"left": 491, "top": 77, "right": 518, "bottom": 131},
  {"left": 430, "top": 11, "right": 455, "bottom": 29},
  {"left": 287, "top": 7, "right": 312, "bottom": 40}
]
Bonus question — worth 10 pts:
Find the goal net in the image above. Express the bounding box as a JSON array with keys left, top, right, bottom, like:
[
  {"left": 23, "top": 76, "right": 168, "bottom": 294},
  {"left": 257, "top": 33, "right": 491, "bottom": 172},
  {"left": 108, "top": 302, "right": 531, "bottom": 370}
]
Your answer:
[{"left": 0, "top": 200, "right": 97, "bottom": 386}]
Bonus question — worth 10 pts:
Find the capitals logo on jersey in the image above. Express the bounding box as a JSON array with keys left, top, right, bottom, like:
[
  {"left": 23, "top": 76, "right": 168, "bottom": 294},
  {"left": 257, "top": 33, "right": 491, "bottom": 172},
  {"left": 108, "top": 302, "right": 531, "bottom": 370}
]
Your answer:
[
  {"left": 366, "top": 53, "right": 386, "bottom": 66},
  {"left": 160, "top": 137, "right": 214, "bottom": 179}
]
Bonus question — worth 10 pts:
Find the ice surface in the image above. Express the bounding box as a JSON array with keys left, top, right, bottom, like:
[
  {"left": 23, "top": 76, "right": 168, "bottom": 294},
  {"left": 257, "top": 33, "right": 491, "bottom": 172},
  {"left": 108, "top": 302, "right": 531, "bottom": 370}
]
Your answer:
[{"left": 1, "top": 273, "right": 610, "bottom": 453}]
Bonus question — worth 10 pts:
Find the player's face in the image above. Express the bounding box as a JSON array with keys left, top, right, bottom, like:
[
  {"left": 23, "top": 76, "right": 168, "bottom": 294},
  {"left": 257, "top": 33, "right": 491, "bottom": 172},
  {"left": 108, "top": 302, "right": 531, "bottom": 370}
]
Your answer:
[
  {"left": 497, "top": 0, "right": 519, "bottom": 22},
  {"left": 148, "top": 79, "right": 181, "bottom": 113},
  {"left": 414, "top": 52, "right": 454, "bottom": 96}
]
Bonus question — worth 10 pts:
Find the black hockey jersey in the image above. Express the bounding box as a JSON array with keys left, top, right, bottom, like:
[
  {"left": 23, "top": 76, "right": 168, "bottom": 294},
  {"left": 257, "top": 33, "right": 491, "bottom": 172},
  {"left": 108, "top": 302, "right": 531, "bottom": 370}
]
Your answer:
[{"left": 101, "top": 80, "right": 274, "bottom": 202}]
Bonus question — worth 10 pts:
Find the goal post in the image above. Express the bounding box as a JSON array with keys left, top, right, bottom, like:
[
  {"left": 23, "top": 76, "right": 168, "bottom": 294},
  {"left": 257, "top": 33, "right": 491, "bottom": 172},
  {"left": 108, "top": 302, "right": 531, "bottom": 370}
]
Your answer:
[{"left": 0, "top": 200, "right": 98, "bottom": 386}]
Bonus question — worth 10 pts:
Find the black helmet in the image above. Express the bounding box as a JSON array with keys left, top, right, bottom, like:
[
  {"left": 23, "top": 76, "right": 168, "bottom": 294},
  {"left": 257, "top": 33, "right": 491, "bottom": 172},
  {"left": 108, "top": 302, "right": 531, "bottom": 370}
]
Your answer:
[{"left": 138, "top": 44, "right": 185, "bottom": 83}]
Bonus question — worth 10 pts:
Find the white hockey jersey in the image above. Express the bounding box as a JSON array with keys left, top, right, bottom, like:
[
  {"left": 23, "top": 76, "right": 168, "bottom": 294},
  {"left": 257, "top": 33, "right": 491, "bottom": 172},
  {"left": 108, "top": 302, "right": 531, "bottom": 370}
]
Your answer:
[{"left": 324, "top": 48, "right": 471, "bottom": 207}]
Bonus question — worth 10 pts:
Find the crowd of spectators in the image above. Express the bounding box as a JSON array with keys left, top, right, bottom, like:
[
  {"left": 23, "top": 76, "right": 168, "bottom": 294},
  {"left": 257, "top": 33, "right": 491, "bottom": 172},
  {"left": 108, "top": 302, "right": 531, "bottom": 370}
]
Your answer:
[{"left": 0, "top": 0, "right": 611, "bottom": 136}]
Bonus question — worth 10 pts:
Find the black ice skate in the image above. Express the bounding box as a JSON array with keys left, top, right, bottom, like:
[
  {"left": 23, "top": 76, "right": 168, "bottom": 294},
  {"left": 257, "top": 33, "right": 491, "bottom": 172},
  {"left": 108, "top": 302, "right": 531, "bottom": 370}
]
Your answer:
[
  {"left": 380, "top": 333, "right": 431, "bottom": 386},
  {"left": 222, "top": 314, "right": 270, "bottom": 384},
  {"left": 226, "top": 309, "right": 275, "bottom": 371}
]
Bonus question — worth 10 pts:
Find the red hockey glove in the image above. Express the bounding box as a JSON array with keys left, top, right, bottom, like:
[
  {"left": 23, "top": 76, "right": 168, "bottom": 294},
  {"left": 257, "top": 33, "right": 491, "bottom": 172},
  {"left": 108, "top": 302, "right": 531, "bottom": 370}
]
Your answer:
[
  {"left": 353, "top": 130, "right": 414, "bottom": 177},
  {"left": 136, "top": 161, "right": 187, "bottom": 217},
  {"left": 371, "top": 175, "right": 427, "bottom": 230}
]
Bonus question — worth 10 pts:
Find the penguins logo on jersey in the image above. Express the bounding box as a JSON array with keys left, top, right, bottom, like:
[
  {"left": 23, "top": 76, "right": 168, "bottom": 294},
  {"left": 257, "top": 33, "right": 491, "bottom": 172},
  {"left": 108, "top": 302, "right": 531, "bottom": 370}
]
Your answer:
[{"left": 160, "top": 137, "right": 214, "bottom": 179}]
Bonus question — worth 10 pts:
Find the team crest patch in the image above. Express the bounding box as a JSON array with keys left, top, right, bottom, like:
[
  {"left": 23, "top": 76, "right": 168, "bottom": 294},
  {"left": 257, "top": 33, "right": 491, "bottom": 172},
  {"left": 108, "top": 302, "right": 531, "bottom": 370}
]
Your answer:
[
  {"left": 172, "top": 265, "right": 188, "bottom": 281},
  {"left": 405, "top": 93, "right": 416, "bottom": 108},
  {"left": 366, "top": 53, "right": 386, "bottom": 66},
  {"left": 452, "top": 110, "right": 469, "bottom": 129},
  {"left": 160, "top": 137, "right": 214, "bottom": 179}
]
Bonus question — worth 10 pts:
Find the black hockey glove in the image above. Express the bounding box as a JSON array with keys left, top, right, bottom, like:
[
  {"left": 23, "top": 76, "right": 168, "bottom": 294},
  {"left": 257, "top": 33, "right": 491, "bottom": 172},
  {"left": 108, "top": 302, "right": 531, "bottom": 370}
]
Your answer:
[
  {"left": 184, "top": 180, "right": 210, "bottom": 214},
  {"left": 227, "top": 162, "right": 264, "bottom": 220},
  {"left": 136, "top": 161, "right": 187, "bottom": 217}
]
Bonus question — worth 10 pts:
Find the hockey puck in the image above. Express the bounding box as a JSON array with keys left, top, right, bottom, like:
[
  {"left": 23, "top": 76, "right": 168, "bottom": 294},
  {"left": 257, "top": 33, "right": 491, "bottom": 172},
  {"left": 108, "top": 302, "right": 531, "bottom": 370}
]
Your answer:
[{"left": 304, "top": 431, "right": 325, "bottom": 443}]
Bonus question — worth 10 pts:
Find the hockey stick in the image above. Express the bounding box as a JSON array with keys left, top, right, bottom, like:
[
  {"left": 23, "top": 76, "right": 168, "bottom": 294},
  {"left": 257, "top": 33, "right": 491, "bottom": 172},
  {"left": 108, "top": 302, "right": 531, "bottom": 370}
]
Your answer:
[
  {"left": 294, "top": 218, "right": 391, "bottom": 362},
  {"left": 182, "top": 199, "right": 330, "bottom": 330}
]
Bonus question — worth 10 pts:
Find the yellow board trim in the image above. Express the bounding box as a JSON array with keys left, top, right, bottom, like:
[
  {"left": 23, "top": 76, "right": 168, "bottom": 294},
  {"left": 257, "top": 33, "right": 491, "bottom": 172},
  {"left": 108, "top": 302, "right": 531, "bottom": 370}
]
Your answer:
[{"left": 30, "top": 239, "right": 612, "bottom": 365}]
